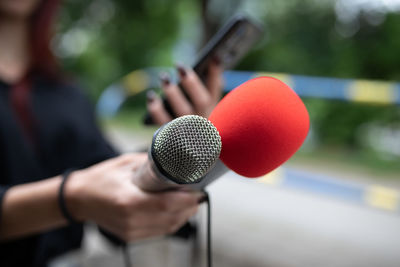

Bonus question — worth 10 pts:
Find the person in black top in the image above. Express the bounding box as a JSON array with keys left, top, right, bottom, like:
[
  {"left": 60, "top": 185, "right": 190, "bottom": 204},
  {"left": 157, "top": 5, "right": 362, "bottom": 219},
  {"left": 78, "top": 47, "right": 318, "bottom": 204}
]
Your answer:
[{"left": 0, "top": 0, "right": 223, "bottom": 266}]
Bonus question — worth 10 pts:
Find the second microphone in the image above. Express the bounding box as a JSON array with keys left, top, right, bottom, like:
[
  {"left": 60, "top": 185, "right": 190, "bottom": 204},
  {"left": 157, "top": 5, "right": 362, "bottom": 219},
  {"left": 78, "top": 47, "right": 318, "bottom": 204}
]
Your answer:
[{"left": 132, "top": 115, "right": 222, "bottom": 192}]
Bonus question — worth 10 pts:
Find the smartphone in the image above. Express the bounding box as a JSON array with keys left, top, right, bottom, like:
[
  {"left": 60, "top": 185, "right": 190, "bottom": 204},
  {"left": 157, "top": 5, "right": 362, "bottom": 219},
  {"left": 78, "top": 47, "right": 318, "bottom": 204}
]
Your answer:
[{"left": 144, "top": 15, "right": 263, "bottom": 124}]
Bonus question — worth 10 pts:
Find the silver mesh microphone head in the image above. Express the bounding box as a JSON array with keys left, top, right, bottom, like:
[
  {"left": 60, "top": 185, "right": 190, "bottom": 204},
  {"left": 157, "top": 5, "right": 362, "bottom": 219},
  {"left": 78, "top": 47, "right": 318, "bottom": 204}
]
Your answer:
[{"left": 152, "top": 115, "right": 222, "bottom": 184}]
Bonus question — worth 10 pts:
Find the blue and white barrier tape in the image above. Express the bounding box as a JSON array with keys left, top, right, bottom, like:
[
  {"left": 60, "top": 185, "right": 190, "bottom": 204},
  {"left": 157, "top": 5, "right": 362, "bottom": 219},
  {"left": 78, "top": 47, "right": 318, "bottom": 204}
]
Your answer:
[
  {"left": 97, "top": 68, "right": 400, "bottom": 117},
  {"left": 259, "top": 167, "right": 400, "bottom": 213}
]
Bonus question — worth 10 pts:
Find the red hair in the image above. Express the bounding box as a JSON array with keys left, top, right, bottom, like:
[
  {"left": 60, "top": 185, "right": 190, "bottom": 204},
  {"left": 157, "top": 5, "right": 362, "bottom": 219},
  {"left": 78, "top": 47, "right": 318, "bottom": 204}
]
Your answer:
[
  {"left": 29, "top": 0, "right": 61, "bottom": 79},
  {"left": 11, "top": 0, "right": 61, "bottom": 144}
]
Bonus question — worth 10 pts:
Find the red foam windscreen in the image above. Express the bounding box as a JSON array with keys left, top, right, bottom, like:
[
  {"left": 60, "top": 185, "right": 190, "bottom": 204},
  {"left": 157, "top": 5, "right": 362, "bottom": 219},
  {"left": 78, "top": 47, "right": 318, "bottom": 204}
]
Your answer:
[{"left": 209, "top": 76, "right": 310, "bottom": 177}]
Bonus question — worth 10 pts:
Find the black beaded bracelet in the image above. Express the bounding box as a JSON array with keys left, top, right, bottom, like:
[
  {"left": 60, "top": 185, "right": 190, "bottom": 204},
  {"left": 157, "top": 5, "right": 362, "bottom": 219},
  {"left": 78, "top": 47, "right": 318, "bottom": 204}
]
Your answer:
[{"left": 58, "top": 168, "right": 78, "bottom": 224}]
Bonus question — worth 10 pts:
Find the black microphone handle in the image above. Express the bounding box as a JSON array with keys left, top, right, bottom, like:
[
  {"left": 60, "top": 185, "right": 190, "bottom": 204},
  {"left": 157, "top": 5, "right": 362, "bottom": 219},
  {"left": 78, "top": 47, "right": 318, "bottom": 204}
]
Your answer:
[
  {"left": 132, "top": 156, "right": 229, "bottom": 192},
  {"left": 187, "top": 160, "right": 229, "bottom": 190}
]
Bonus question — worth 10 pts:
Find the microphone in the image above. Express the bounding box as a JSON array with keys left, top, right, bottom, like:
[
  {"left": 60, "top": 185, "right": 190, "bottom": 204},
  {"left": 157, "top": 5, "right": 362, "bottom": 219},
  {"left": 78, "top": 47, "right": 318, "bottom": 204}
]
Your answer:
[
  {"left": 208, "top": 76, "right": 310, "bottom": 178},
  {"left": 135, "top": 76, "right": 309, "bottom": 191},
  {"left": 186, "top": 76, "right": 310, "bottom": 189},
  {"left": 132, "top": 115, "right": 222, "bottom": 192}
]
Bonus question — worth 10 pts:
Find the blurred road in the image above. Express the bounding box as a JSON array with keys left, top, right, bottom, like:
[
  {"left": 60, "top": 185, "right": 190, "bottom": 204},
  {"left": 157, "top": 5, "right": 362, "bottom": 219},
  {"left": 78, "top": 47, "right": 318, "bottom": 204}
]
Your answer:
[
  {"left": 54, "top": 128, "right": 399, "bottom": 267},
  {"left": 203, "top": 173, "right": 400, "bottom": 267}
]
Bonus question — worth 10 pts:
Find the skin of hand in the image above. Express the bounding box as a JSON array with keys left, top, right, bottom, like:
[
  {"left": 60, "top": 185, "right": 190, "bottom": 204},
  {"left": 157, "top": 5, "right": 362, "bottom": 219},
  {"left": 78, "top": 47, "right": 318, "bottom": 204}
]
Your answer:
[
  {"left": 147, "top": 60, "right": 224, "bottom": 125},
  {"left": 65, "top": 153, "right": 204, "bottom": 242}
]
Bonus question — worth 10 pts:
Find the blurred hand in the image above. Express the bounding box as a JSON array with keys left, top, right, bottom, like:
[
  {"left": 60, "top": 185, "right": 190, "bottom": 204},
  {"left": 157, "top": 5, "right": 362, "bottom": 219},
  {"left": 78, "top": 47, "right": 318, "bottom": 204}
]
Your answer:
[
  {"left": 147, "top": 59, "right": 223, "bottom": 125},
  {"left": 65, "top": 154, "right": 203, "bottom": 242}
]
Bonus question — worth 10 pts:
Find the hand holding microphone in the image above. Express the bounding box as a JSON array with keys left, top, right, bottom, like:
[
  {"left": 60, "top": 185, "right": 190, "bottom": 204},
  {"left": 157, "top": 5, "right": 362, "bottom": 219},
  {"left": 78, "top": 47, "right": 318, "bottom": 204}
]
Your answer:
[
  {"left": 63, "top": 76, "right": 309, "bottom": 243},
  {"left": 60, "top": 115, "right": 221, "bottom": 243},
  {"left": 62, "top": 154, "right": 204, "bottom": 242}
]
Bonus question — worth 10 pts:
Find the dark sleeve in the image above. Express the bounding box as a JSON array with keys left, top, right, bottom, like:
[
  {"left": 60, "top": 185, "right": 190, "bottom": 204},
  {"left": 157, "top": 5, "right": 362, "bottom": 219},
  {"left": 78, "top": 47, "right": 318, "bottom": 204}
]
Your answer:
[
  {"left": 0, "top": 186, "right": 9, "bottom": 225},
  {"left": 75, "top": 88, "right": 120, "bottom": 167},
  {"left": 34, "top": 82, "right": 121, "bottom": 173},
  {"left": 66, "top": 86, "right": 126, "bottom": 245}
]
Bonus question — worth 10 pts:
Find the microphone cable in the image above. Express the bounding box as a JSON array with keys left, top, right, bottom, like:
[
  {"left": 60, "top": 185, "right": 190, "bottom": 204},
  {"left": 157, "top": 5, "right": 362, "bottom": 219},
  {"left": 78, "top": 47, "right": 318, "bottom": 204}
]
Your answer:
[
  {"left": 122, "top": 244, "right": 132, "bottom": 267},
  {"left": 202, "top": 190, "right": 212, "bottom": 267},
  {"left": 120, "top": 190, "right": 212, "bottom": 267}
]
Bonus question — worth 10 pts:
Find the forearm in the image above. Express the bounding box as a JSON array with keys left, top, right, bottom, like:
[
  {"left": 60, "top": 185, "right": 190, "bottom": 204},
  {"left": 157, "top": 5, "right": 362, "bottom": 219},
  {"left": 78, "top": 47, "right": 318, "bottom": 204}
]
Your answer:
[
  {"left": 0, "top": 176, "right": 68, "bottom": 241},
  {"left": 0, "top": 154, "right": 202, "bottom": 243}
]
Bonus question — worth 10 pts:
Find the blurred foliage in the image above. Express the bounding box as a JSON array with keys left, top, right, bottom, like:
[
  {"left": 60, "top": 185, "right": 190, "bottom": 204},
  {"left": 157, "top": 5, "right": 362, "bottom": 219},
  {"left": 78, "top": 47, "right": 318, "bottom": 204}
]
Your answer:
[
  {"left": 56, "top": 0, "right": 400, "bottom": 165},
  {"left": 235, "top": 0, "right": 400, "bottom": 158},
  {"left": 56, "top": 0, "right": 201, "bottom": 99}
]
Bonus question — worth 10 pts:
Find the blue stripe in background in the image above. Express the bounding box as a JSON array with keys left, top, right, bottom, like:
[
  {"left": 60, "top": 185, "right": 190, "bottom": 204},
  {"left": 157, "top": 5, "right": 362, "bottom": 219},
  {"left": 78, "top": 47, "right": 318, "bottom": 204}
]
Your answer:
[
  {"left": 223, "top": 70, "right": 254, "bottom": 91},
  {"left": 291, "top": 75, "right": 349, "bottom": 101},
  {"left": 283, "top": 168, "right": 365, "bottom": 205},
  {"left": 396, "top": 83, "right": 400, "bottom": 105},
  {"left": 220, "top": 71, "right": 400, "bottom": 105}
]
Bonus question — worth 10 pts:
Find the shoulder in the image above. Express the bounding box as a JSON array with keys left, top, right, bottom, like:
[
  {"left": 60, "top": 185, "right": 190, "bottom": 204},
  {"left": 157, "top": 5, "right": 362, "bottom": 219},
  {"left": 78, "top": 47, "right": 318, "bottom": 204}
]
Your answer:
[{"left": 34, "top": 75, "right": 94, "bottom": 108}]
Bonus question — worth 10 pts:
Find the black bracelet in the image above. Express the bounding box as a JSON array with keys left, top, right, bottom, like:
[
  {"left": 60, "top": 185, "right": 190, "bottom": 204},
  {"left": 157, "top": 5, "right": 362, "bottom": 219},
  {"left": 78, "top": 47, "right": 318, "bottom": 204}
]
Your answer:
[{"left": 58, "top": 168, "right": 78, "bottom": 224}]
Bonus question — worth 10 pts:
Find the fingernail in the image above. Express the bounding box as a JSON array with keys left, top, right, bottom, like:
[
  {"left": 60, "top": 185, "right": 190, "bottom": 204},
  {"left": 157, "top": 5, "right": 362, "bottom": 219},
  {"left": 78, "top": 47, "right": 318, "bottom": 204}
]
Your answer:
[
  {"left": 146, "top": 90, "right": 156, "bottom": 103},
  {"left": 176, "top": 63, "right": 187, "bottom": 78},
  {"left": 159, "top": 72, "right": 170, "bottom": 86},
  {"left": 212, "top": 55, "right": 221, "bottom": 65}
]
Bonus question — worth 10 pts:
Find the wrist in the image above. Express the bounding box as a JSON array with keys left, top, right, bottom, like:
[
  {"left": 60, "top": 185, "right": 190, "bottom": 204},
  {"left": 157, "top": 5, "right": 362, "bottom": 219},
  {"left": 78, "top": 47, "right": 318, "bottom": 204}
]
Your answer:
[{"left": 63, "top": 170, "right": 86, "bottom": 222}]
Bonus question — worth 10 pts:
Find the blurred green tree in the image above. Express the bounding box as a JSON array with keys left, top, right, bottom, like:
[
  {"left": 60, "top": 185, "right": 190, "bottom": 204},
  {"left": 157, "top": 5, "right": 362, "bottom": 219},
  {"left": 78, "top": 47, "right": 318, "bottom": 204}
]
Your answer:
[{"left": 56, "top": 0, "right": 400, "bottom": 161}]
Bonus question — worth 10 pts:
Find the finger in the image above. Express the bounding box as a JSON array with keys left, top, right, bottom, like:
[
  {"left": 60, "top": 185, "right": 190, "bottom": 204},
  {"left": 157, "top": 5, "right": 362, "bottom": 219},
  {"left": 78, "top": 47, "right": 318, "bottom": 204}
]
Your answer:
[
  {"left": 160, "top": 72, "right": 194, "bottom": 116},
  {"left": 177, "top": 64, "right": 211, "bottom": 112},
  {"left": 129, "top": 157, "right": 147, "bottom": 172},
  {"left": 146, "top": 90, "right": 172, "bottom": 125},
  {"left": 130, "top": 206, "right": 198, "bottom": 240},
  {"left": 117, "top": 153, "right": 146, "bottom": 167},
  {"left": 93, "top": 153, "right": 141, "bottom": 171},
  {"left": 96, "top": 221, "right": 130, "bottom": 242},
  {"left": 127, "top": 227, "right": 171, "bottom": 242},
  {"left": 167, "top": 206, "right": 199, "bottom": 234},
  {"left": 116, "top": 202, "right": 199, "bottom": 242},
  {"left": 154, "top": 191, "right": 203, "bottom": 212},
  {"left": 206, "top": 58, "right": 224, "bottom": 101},
  {"left": 121, "top": 153, "right": 147, "bottom": 172},
  {"left": 176, "top": 205, "right": 199, "bottom": 224},
  {"left": 134, "top": 204, "right": 198, "bottom": 231},
  {"left": 133, "top": 190, "right": 202, "bottom": 214}
]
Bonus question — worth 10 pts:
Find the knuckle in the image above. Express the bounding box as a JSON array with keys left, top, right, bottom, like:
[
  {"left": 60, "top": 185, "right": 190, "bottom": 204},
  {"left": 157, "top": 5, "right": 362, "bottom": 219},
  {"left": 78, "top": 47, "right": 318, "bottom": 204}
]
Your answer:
[
  {"left": 121, "top": 153, "right": 137, "bottom": 163},
  {"left": 190, "top": 207, "right": 199, "bottom": 216},
  {"left": 155, "top": 196, "right": 172, "bottom": 212},
  {"left": 184, "top": 71, "right": 196, "bottom": 84},
  {"left": 164, "top": 85, "right": 178, "bottom": 97},
  {"left": 167, "top": 224, "right": 179, "bottom": 234},
  {"left": 158, "top": 200, "right": 171, "bottom": 212},
  {"left": 172, "top": 219, "right": 186, "bottom": 233},
  {"left": 148, "top": 98, "right": 163, "bottom": 112},
  {"left": 216, "top": 78, "right": 224, "bottom": 90},
  {"left": 148, "top": 102, "right": 162, "bottom": 114},
  {"left": 121, "top": 219, "right": 132, "bottom": 233},
  {"left": 219, "top": 75, "right": 224, "bottom": 85},
  {"left": 178, "top": 106, "right": 194, "bottom": 116},
  {"left": 168, "top": 215, "right": 180, "bottom": 226},
  {"left": 115, "top": 195, "right": 134, "bottom": 217},
  {"left": 166, "top": 215, "right": 185, "bottom": 234},
  {"left": 196, "top": 96, "right": 211, "bottom": 110},
  {"left": 118, "top": 154, "right": 130, "bottom": 161}
]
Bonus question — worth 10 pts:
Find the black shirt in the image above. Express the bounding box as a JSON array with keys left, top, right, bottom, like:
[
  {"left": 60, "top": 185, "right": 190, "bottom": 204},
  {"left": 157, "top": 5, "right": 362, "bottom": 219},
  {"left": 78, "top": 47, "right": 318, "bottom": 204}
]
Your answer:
[{"left": 0, "top": 75, "right": 118, "bottom": 267}]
